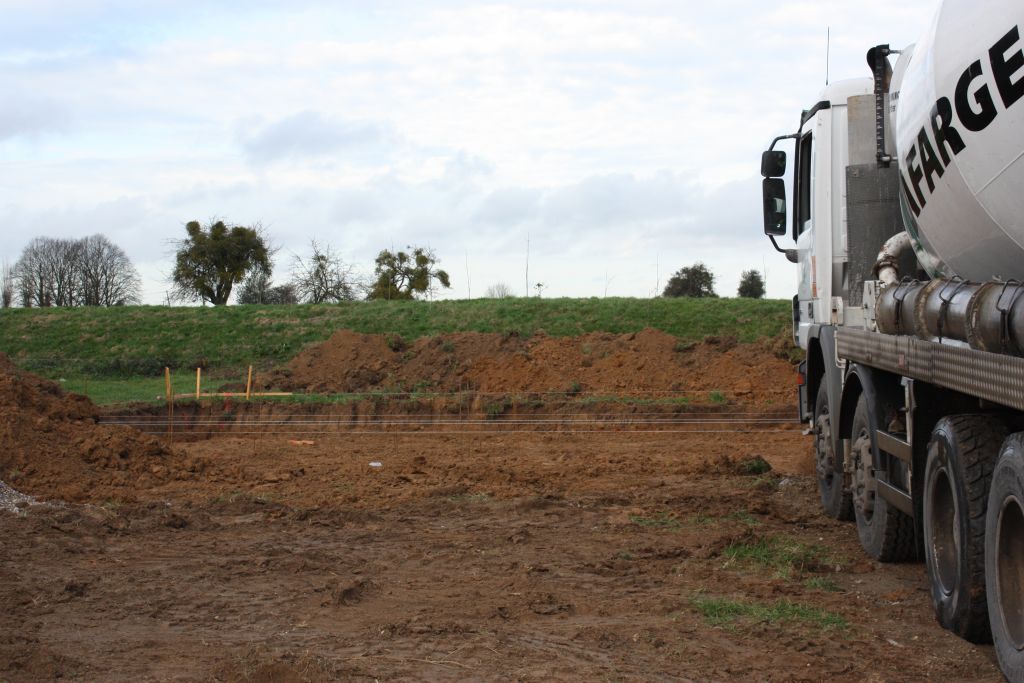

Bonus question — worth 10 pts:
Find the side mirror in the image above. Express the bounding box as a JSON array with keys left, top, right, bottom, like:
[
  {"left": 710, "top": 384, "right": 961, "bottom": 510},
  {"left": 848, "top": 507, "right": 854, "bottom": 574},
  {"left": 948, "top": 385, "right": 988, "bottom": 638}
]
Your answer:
[
  {"left": 761, "top": 150, "right": 787, "bottom": 178},
  {"left": 762, "top": 178, "right": 787, "bottom": 236}
]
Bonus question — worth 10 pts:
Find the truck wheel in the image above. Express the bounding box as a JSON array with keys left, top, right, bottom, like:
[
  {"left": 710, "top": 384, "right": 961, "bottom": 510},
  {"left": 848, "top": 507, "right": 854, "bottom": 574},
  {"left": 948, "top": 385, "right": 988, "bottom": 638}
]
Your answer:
[
  {"left": 850, "top": 393, "right": 915, "bottom": 561},
  {"left": 814, "top": 378, "right": 852, "bottom": 520},
  {"left": 986, "top": 433, "right": 1024, "bottom": 680},
  {"left": 923, "top": 415, "right": 1007, "bottom": 643}
]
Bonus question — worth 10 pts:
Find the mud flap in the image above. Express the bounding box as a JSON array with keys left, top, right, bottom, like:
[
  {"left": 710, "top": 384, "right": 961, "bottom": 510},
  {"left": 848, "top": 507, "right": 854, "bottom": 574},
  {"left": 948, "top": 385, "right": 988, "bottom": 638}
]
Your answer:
[{"left": 798, "top": 359, "right": 809, "bottom": 423}]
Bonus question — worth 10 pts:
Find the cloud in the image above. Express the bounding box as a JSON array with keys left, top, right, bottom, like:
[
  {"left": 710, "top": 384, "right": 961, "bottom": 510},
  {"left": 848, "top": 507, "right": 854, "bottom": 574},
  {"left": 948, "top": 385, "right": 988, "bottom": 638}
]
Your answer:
[
  {"left": 0, "top": 95, "right": 70, "bottom": 141},
  {"left": 542, "top": 171, "right": 693, "bottom": 230},
  {"left": 238, "top": 111, "right": 397, "bottom": 164},
  {"left": 330, "top": 187, "right": 387, "bottom": 226},
  {"left": 474, "top": 187, "right": 542, "bottom": 226}
]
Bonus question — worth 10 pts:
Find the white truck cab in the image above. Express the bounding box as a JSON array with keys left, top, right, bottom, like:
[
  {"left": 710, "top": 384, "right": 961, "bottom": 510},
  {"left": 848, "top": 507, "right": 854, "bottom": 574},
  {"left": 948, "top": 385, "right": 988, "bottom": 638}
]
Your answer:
[{"left": 759, "top": 2, "right": 1024, "bottom": 677}]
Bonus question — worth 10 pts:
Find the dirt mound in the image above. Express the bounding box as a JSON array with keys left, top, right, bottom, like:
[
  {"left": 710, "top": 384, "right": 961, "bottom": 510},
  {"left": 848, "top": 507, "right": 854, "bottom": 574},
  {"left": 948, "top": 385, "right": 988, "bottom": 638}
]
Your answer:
[
  {"left": 0, "top": 353, "right": 179, "bottom": 503},
  {"left": 0, "top": 353, "right": 95, "bottom": 420},
  {"left": 278, "top": 328, "right": 797, "bottom": 397}
]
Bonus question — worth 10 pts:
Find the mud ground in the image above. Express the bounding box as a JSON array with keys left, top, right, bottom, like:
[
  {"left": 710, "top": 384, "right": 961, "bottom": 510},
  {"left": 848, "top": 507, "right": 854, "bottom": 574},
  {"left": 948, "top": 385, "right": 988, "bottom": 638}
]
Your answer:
[
  {"left": 0, "top": 333, "right": 1008, "bottom": 681},
  {"left": 1, "top": 429, "right": 1004, "bottom": 682}
]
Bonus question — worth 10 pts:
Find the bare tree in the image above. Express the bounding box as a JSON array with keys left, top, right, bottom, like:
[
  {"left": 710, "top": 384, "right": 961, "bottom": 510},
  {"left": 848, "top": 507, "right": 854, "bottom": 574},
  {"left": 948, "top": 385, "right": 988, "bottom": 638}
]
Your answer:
[
  {"left": 484, "top": 282, "right": 514, "bottom": 298},
  {"left": 290, "top": 240, "right": 358, "bottom": 304},
  {"left": 13, "top": 235, "right": 141, "bottom": 307},
  {"left": 1, "top": 259, "right": 13, "bottom": 308},
  {"left": 78, "top": 234, "right": 142, "bottom": 306},
  {"left": 15, "top": 243, "right": 45, "bottom": 307},
  {"left": 14, "top": 237, "right": 76, "bottom": 307},
  {"left": 45, "top": 238, "right": 82, "bottom": 307}
]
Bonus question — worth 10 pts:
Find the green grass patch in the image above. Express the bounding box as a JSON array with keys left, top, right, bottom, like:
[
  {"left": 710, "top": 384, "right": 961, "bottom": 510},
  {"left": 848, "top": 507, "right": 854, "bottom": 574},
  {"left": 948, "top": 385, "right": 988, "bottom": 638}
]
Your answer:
[
  {"left": 723, "top": 510, "right": 761, "bottom": 525},
  {"left": 723, "top": 535, "right": 833, "bottom": 579},
  {"left": 577, "top": 394, "right": 693, "bottom": 407},
  {"left": 688, "top": 510, "right": 761, "bottom": 527},
  {"left": 742, "top": 474, "right": 781, "bottom": 491},
  {"left": 737, "top": 455, "right": 772, "bottom": 475},
  {"left": 630, "top": 512, "right": 683, "bottom": 530},
  {"left": 690, "top": 595, "right": 848, "bottom": 630},
  {"left": 803, "top": 576, "right": 843, "bottom": 592},
  {"left": 483, "top": 398, "right": 512, "bottom": 419},
  {"left": 55, "top": 375, "right": 194, "bottom": 405}
]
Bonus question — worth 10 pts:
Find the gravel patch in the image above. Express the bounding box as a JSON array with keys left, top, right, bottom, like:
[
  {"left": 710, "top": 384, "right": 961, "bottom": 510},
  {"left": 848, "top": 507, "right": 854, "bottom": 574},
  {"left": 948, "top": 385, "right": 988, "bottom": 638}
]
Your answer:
[{"left": 0, "top": 479, "right": 39, "bottom": 515}]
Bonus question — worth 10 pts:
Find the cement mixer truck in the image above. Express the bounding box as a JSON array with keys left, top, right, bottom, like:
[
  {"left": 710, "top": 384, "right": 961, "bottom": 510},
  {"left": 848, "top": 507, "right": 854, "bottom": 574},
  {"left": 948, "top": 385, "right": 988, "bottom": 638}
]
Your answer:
[{"left": 760, "top": 0, "right": 1024, "bottom": 677}]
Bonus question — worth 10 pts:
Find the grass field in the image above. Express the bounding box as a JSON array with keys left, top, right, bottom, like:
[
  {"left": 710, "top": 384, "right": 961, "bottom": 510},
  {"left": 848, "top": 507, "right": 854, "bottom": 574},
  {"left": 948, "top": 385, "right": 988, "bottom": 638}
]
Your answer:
[{"left": 0, "top": 297, "right": 790, "bottom": 404}]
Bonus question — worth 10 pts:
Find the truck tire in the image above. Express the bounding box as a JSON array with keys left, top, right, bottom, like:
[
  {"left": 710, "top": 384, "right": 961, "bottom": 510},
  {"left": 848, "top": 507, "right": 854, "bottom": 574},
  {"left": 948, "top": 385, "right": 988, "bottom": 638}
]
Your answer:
[
  {"left": 814, "top": 378, "right": 852, "bottom": 520},
  {"left": 923, "top": 415, "right": 1007, "bottom": 643},
  {"left": 850, "top": 393, "right": 915, "bottom": 562},
  {"left": 986, "top": 433, "right": 1024, "bottom": 681}
]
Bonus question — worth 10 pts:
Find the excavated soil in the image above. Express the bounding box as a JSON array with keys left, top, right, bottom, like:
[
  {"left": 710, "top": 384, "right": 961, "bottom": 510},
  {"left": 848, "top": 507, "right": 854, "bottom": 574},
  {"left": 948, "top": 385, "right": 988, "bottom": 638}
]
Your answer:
[
  {"left": 275, "top": 328, "right": 797, "bottom": 400},
  {"left": 0, "top": 338, "right": 1006, "bottom": 681},
  {"left": 0, "top": 353, "right": 183, "bottom": 503}
]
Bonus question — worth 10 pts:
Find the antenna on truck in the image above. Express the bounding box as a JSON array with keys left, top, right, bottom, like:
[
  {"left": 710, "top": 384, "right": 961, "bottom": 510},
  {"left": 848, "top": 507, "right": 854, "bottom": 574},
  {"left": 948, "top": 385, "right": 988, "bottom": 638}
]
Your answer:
[{"left": 826, "top": 27, "right": 830, "bottom": 85}]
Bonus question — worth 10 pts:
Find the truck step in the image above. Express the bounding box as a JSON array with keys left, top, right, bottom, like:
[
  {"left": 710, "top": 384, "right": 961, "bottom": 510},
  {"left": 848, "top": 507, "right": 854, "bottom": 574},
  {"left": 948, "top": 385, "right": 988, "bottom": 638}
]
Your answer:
[
  {"left": 876, "top": 476, "right": 914, "bottom": 516},
  {"left": 876, "top": 429, "right": 912, "bottom": 464}
]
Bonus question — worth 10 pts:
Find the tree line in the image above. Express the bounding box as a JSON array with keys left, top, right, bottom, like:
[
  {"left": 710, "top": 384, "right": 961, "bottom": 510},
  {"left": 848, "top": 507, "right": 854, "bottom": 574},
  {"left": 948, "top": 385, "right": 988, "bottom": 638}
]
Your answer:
[
  {"left": 2, "top": 218, "right": 765, "bottom": 308},
  {"left": 167, "top": 220, "right": 451, "bottom": 306},
  {"left": 3, "top": 235, "right": 141, "bottom": 308},
  {"left": 661, "top": 262, "right": 764, "bottom": 299}
]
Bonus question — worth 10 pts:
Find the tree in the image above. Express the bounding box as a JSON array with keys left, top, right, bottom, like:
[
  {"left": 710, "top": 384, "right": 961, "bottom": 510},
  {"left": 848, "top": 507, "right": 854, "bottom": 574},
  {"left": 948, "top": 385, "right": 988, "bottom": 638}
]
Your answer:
[
  {"left": 737, "top": 269, "right": 766, "bottom": 299},
  {"left": 12, "top": 236, "right": 141, "bottom": 309},
  {"left": 237, "top": 270, "right": 299, "bottom": 305},
  {"left": 662, "top": 262, "right": 717, "bottom": 298},
  {"left": 265, "top": 283, "right": 299, "bottom": 305},
  {"left": 1, "top": 259, "right": 13, "bottom": 308},
  {"left": 12, "top": 235, "right": 141, "bottom": 307},
  {"left": 237, "top": 258, "right": 304, "bottom": 305},
  {"left": 237, "top": 269, "right": 273, "bottom": 304},
  {"left": 171, "top": 220, "right": 272, "bottom": 305},
  {"left": 14, "top": 237, "right": 82, "bottom": 307},
  {"left": 15, "top": 239, "right": 52, "bottom": 307},
  {"left": 77, "top": 235, "right": 142, "bottom": 306},
  {"left": 483, "top": 282, "right": 514, "bottom": 299},
  {"left": 290, "top": 240, "right": 358, "bottom": 303},
  {"left": 368, "top": 246, "right": 450, "bottom": 300}
]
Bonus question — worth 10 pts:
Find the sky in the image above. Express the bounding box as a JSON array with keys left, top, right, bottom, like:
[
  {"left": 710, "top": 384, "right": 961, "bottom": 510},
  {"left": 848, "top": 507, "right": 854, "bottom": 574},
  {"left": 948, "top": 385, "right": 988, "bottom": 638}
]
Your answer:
[{"left": 0, "top": 0, "right": 938, "bottom": 303}]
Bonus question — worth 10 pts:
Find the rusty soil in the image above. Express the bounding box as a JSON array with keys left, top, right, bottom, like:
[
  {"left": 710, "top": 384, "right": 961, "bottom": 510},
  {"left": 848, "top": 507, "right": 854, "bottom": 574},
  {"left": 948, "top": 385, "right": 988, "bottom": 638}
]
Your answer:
[{"left": 0, "top": 331, "right": 1005, "bottom": 682}]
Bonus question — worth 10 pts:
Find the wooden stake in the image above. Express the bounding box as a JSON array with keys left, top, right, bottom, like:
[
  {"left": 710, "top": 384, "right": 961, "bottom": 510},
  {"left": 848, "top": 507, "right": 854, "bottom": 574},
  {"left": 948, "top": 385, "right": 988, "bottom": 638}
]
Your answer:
[
  {"left": 245, "top": 365, "right": 253, "bottom": 401},
  {"left": 165, "top": 367, "right": 173, "bottom": 438},
  {"left": 196, "top": 367, "right": 201, "bottom": 399}
]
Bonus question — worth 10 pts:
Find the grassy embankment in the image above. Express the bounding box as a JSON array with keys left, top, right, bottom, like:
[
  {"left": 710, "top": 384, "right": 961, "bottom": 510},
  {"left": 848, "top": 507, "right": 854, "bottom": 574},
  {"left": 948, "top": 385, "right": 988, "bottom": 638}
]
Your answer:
[{"left": 0, "top": 297, "right": 790, "bottom": 404}]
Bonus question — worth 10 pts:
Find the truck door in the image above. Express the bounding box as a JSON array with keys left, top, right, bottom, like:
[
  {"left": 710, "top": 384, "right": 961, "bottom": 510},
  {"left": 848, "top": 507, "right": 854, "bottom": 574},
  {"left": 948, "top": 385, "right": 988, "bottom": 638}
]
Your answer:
[{"left": 794, "top": 129, "right": 815, "bottom": 347}]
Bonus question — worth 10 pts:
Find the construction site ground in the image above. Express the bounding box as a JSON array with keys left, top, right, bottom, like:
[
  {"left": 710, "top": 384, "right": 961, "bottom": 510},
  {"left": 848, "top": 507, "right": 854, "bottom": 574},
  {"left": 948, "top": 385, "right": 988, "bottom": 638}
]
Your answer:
[{"left": 0, "top": 330, "right": 1006, "bottom": 681}]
